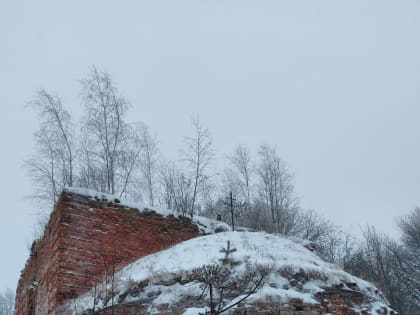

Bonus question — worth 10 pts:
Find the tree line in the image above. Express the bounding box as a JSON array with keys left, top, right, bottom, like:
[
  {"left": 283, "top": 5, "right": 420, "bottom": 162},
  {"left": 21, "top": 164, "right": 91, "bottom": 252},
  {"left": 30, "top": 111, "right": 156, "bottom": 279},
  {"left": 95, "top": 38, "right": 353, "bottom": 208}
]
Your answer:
[
  {"left": 25, "top": 67, "right": 419, "bottom": 315},
  {"left": 0, "top": 289, "right": 14, "bottom": 315}
]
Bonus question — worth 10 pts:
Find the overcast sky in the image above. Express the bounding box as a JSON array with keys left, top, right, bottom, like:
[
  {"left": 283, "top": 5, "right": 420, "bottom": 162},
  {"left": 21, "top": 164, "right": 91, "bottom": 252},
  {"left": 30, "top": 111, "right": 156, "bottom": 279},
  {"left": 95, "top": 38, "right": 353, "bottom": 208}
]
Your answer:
[{"left": 1, "top": 0, "right": 419, "bottom": 293}]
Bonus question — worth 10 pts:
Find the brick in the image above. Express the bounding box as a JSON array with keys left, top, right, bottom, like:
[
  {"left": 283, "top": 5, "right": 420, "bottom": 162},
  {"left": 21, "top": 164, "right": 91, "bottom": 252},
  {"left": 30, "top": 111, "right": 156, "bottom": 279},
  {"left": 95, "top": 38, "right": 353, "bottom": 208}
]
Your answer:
[{"left": 14, "top": 191, "right": 199, "bottom": 315}]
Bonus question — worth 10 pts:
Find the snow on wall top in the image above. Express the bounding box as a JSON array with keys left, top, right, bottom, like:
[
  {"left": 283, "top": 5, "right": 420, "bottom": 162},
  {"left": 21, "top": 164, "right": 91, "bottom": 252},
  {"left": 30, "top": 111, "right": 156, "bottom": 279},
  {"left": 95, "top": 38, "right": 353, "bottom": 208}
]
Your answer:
[
  {"left": 64, "top": 187, "right": 230, "bottom": 235},
  {"left": 68, "top": 231, "right": 393, "bottom": 315}
]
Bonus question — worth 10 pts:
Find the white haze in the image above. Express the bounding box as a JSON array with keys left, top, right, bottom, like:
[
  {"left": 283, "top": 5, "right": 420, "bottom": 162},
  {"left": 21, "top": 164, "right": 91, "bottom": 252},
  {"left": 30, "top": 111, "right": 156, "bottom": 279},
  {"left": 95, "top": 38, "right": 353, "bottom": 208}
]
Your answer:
[{"left": 0, "top": 0, "right": 419, "bottom": 292}]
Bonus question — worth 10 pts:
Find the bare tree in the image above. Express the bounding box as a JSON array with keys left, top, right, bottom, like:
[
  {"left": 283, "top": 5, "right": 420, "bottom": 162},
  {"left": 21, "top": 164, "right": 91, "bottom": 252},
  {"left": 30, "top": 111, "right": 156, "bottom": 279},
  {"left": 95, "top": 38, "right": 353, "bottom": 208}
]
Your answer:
[
  {"left": 215, "top": 169, "right": 243, "bottom": 224},
  {"left": 191, "top": 242, "right": 269, "bottom": 315},
  {"left": 398, "top": 207, "right": 420, "bottom": 251},
  {"left": 256, "top": 144, "right": 299, "bottom": 235},
  {"left": 114, "top": 125, "right": 142, "bottom": 199},
  {"left": 159, "top": 161, "right": 193, "bottom": 217},
  {"left": 0, "top": 288, "right": 15, "bottom": 315},
  {"left": 343, "top": 226, "right": 414, "bottom": 314},
  {"left": 137, "top": 123, "right": 159, "bottom": 206},
  {"left": 80, "top": 67, "right": 139, "bottom": 197},
  {"left": 159, "top": 161, "right": 177, "bottom": 210},
  {"left": 229, "top": 145, "right": 254, "bottom": 205},
  {"left": 78, "top": 135, "right": 107, "bottom": 193},
  {"left": 295, "top": 209, "right": 347, "bottom": 264},
  {"left": 397, "top": 208, "right": 420, "bottom": 310},
  {"left": 191, "top": 264, "right": 267, "bottom": 315},
  {"left": 213, "top": 145, "right": 254, "bottom": 226},
  {"left": 182, "top": 115, "right": 214, "bottom": 218},
  {"left": 25, "top": 89, "right": 75, "bottom": 209}
]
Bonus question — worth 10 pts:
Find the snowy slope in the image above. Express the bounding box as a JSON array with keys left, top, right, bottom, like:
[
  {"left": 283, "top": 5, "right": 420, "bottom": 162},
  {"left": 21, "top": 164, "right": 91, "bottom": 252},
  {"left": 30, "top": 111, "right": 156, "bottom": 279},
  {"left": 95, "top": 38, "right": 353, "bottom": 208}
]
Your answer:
[{"left": 67, "top": 231, "right": 393, "bottom": 315}]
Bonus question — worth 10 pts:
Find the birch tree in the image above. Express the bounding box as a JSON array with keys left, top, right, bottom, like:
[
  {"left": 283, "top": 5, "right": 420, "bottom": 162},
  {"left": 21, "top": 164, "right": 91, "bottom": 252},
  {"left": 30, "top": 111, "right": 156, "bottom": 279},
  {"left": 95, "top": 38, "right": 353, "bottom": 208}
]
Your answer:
[
  {"left": 183, "top": 115, "right": 214, "bottom": 218},
  {"left": 137, "top": 123, "right": 159, "bottom": 206},
  {"left": 25, "top": 89, "right": 75, "bottom": 209},
  {"left": 256, "top": 144, "right": 299, "bottom": 234},
  {"left": 229, "top": 145, "right": 253, "bottom": 205},
  {"left": 80, "top": 67, "right": 139, "bottom": 196},
  {"left": 159, "top": 161, "right": 193, "bottom": 217}
]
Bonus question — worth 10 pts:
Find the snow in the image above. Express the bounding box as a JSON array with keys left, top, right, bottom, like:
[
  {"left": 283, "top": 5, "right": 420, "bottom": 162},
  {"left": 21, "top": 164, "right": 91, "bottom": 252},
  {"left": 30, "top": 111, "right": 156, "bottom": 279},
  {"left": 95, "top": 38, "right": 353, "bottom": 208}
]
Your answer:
[
  {"left": 116, "top": 232, "right": 326, "bottom": 283},
  {"left": 182, "top": 307, "right": 209, "bottom": 315},
  {"left": 66, "top": 230, "right": 393, "bottom": 314},
  {"left": 64, "top": 187, "right": 230, "bottom": 234}
]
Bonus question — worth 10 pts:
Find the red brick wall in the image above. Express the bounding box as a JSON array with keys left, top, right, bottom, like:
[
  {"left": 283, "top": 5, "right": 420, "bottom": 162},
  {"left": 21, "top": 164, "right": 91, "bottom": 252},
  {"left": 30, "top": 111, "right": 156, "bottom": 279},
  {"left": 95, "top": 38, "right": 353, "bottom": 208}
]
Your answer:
[
  {"left": 14, "top": 199, "right": 62, "bottom": 315},
  {"left": 84, "top": 300, "right": 363, "bottom": 315},
  {"left": 90, "top": 299, "right": 389, "bottom": 315},
  {"left": 15, "top": 191, "right": 199, "bottom": 315}
]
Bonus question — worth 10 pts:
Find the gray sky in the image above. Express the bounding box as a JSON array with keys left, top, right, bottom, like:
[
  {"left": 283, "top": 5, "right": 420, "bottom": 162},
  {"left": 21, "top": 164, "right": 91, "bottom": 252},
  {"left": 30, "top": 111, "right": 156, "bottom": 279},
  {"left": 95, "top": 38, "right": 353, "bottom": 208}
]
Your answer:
[{"left": 1, "top": 0, "right": 419, "bottom": 292}]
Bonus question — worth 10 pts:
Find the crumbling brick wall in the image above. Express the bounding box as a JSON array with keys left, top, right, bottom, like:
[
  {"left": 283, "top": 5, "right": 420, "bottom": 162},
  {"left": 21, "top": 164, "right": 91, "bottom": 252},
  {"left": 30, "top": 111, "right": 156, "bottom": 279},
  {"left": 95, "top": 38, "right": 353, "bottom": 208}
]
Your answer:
[
  {"left": 90, "top": 299, "right": 390, "bottom": 315},
  {"left": 82, "top": 299, "right": 367, "bottom": 315},
  {"left": 78, "top": 278, "right": 393, "bottom": 315},
  {"left": 15, "top": 191, "right": 199, "bottom": 315}
]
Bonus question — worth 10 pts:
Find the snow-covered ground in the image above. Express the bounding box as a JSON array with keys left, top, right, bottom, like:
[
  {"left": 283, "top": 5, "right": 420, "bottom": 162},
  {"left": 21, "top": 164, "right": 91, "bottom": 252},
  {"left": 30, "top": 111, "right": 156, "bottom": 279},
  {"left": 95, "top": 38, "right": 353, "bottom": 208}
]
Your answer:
[{"left": 66, "top": 230, "right": 393, "bottom": 314}]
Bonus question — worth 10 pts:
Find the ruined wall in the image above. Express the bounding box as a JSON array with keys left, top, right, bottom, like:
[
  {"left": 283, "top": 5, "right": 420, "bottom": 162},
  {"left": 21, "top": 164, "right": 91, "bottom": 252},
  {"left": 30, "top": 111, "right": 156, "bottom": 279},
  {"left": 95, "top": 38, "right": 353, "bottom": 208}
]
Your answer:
[
  {"left": 90, "top": 297, "right": 392, "bottom": 315},
  {"left": 14, "top": 197, "right": 63, "bottom": 315},
  {"left": 87, "top": 299, "right": 381, "bottom": 315},
  {"left": 80, "top": 279, "right": 393, "bottom": 315},
  {"left": 15, "top": 191, "right": 199, "bottom": 315}
]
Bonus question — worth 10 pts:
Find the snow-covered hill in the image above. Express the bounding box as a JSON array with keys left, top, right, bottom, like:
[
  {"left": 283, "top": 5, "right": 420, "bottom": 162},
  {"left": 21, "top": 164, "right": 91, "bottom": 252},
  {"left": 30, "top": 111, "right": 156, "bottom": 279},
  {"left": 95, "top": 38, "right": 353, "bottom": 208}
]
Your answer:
[{"left": 67, "top": 231, "right": 393, "bottom": 315}]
